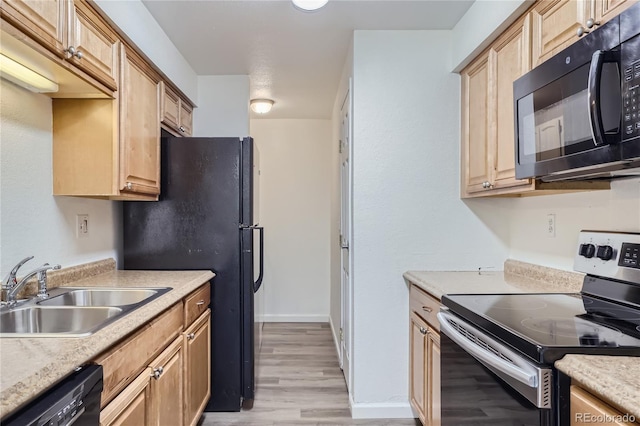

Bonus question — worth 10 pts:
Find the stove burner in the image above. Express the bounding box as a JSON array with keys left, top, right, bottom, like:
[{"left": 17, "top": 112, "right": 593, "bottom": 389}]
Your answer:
[
  {"left": 473, "top": 297, "right": 548, "bottom": 310},
  {"left": 587, "top": 308, "right": 640, "bottom": 321},
  {"left": 521, "top": 317, "right": 623, "bottom": 339}
]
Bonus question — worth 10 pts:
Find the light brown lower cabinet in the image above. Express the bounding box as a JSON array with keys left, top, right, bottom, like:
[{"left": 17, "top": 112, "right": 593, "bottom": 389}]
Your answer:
[
  {"left": 409, "top": 284, "right": 441, "bottom": 426},
  {"left": 97, "top": 283, "right": 211, "bottom": 426},
  {"left": 184, "top": 310, "right": 211, "bottom": 426},
  {"left": 570, "top": 385, "right": 638, "bottom": 426}
]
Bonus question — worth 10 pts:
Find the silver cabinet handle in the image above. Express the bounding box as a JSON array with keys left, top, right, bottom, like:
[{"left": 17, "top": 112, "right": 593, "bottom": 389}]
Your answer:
[
  {"left": 586, "top": 18, "right": 600, "bottom": 29},
  {"left": 179, "top": 126, "right": 185, "bottom": 132},
  {"left": 196, "top": 300, "right": 205, "bottom": 306},
  {"left": 126, "top": 182, "right": 133, "bottom": 190},
  {"left": 65, "top": 46, "right": 76, "bottom": 56},
  {"left": 187, "top": 333, "right": 195, "bottom": 340},
  {"left": 74, "top": 50, "right": 83, "bottom": 59},
  {"left": 422, "top": 306, "right": 433, "bottom": 313},
  {"left": 152, "top": 366, "right": 164, "bottom": 380},
  {"left": 419, "top": 326, "right": 427, "bottom": 335}
]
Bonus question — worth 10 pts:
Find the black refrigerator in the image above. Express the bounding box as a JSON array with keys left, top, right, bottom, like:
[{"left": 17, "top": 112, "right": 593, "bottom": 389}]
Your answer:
[{"left": 123, "top": 135, "right": 264, "bottom": 412}]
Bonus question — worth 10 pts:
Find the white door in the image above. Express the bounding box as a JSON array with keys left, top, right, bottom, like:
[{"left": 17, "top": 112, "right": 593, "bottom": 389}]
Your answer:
[{"left": 339, "top": 81, "right": 353, "bottom": 391}]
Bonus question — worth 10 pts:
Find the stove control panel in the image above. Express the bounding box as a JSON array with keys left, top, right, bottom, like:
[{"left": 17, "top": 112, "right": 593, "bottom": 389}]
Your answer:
[{"left": 574, "top": 231, "right": 640, "bottom": 283}]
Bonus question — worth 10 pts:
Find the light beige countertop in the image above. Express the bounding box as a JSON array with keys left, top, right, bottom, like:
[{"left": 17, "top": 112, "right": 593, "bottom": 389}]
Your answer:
[
  {"left": 0, "top": 263, "right": 214, "bottom": 418},
  {"left": 403, "top": 259, "right": 584, "bottom": 299},
  {"left": 556, "top": 355, "right": 640, "bottom": 420}
]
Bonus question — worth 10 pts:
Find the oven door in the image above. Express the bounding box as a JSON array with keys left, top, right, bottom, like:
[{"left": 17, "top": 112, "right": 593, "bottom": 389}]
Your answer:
[{"left": 438, "top": 311, "right": 553, "bottom": 426}]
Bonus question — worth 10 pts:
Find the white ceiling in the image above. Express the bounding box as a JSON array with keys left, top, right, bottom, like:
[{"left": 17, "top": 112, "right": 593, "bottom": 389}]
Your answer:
[{"left": 142, "top": 0, "right": 474, "bottom": 119}]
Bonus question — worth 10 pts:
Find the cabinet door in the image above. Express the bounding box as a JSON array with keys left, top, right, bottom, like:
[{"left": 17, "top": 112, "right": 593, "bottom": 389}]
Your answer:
[
  {"left": 461, "top": 51, "right": 492, "bottom": 195},
  {"left": 427, "top": 328, "right": 441, "bottom": 426},
  {"left": 184, "top": 310, "right": 211, "bottom": 426},
  {"left": 120, "top": 45, "right": 161, "bottom": 196},
  {"left": 149, "top": 336, "right": 184, "bottom": 426},
  {"left": 161, "top": 82, "right": 180, "bottom": 131},
  {"left": 531, "top": 0, "right": 593, "bottom": 67},
  {"left": 67, "top": 0, "right": 119, "bottom": 90},
  {"left": 100, "top": 368, "right": 153, "bottom": 426},
  {"left": 490, "top": 15, "right": 533, "bottom": 190},
  {"left": 179, "top": 101, "right": 193, "bottom": 136},
  {"left": 1, "top": 0, "right": 66, "bottom": 57},
  {"left": 570, "top": 385, "right": 633, "bottom": 426},
  {"left": 410, "top": 311, "right": 428, "bottom": 424},
  {"left": 595, "top": 0, "right": 636, "bottom": 25}
]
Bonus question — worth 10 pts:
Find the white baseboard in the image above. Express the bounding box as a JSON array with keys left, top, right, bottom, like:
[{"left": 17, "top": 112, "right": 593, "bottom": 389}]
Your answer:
[
  {"left": 349, "top": 395, "right": 416, "bottom": 419},
  {"left": 328, "top": 315, "right": 342, "bottom": 363},
  {"left": 260, "top": 314, "right": 329, "bottom": 323}
]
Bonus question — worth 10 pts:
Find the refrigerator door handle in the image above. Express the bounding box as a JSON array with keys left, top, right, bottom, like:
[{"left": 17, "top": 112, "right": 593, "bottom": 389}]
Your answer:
[{"left": 253, "top": 226, "right": 264, "bottom": 293}]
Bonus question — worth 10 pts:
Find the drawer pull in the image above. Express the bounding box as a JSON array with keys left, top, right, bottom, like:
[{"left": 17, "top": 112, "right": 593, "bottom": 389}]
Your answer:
[
  {"left": 187, "top": 333, "right": 195, "bottom": 340},
  {"left": 422, "top": 306, "right": 433, "bottom": 313},
  {"left": 419, "top": 327, "right": 428, "bottom": 335},
  {"left": 196, "top": 300, "right": 205, "bottom": 306}
]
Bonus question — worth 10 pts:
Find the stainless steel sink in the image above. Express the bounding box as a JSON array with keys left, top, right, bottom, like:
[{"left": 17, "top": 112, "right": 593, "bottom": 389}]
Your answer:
[
  {"left": 37, "top": 288, "right": 163, "bottom": 307},
  {"left": 0, "top": 287, "right": 172, "bottom": 337},
  {"left": 0, "top": 306, "right": 123, "bottom": 337}
]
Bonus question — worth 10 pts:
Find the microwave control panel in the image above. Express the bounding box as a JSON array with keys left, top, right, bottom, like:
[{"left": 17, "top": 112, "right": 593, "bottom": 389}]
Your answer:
[{"left": 623, "top": 60, "right": 640, "bottom": 139}]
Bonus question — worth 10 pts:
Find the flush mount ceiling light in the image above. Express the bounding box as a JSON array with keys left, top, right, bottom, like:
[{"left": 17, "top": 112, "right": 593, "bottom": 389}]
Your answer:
[
  {"left": 250, "top": 99, "right": 274, "bottom": 114},
  {"left": 292, "top": 0, "right": 328, "bottom": 11},
  {"left": 0, "top": 53, "right": 58, "bottom": 93}
]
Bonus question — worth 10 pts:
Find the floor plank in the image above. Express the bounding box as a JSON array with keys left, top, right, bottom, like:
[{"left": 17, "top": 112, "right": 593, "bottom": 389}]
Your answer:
[{"left": 201, "top": 322, "right": 418, "bottom": 426}]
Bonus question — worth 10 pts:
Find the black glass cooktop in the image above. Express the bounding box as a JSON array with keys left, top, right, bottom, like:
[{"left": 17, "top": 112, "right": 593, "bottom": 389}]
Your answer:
[{"left": 442, "top": 293, "right": 640, "bottom": 364}]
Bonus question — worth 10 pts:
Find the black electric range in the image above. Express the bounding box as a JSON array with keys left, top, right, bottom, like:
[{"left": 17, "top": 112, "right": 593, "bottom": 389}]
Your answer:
[{"left": 438, "top": 231, "right": 640, "bottom": 426}]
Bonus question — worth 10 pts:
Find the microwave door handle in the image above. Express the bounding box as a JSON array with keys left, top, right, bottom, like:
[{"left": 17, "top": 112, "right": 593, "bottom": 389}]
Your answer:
[
  {"left": 588, "top": 50, "right": 619, "bottom": 146},
  {"left": 588, "top": 50, "right": 606, "bottom": 146}
]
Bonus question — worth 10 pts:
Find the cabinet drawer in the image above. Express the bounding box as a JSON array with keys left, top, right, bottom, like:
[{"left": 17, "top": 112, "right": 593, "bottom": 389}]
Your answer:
[
  {"left": 410, "top": 285, "right": 441, "bottom": 332},
  {"left": 94, "top": 302, "right": 183, "bottom": 407},
  {"left": 184, "top": 282, "right": 210, "bottom": 327}
]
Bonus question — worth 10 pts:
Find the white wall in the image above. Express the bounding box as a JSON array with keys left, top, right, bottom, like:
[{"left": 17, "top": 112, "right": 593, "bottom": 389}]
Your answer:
[
  {"left": 194, "top": 76, "right": 250, "bottom": 137},
  {"left": 249, "top": 119, "right": 332, "bottom": 322},
  {"left": 506, "top": 179, "right": 640, "bottom": 270},
  {"left": 0, "top": 80, "right": 119, "bottom": 274},
  {"left": 350, "top": 30, "right": 509, "bottom": 417},
  {"left": 450, "top": 0, "right": 531, "bottom": 71},
  {"left": 93, "top": 0, "right": 198, "bottom": 102}
]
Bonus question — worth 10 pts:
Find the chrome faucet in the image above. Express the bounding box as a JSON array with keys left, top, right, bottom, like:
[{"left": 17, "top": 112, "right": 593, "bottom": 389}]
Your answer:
[
  {"left": 4, "top": 263, "right": 61, "bottom": 306},
  {"left": 1, "top": 256, "right": 34, "bottom": 303}
]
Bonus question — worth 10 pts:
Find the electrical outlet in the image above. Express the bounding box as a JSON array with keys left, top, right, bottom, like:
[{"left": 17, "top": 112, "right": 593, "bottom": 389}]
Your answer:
[
  {"left": 547, "top": 214, "right": 556, "bottom": 238},
  {"left": 76, "top": 214, "right": 89, "bottom": 238}
]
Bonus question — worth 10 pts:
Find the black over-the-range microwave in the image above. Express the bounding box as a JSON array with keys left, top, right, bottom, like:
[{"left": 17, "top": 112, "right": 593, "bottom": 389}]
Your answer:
[{"left": 514, "top": 2, "right": 640, "bottom": 182}]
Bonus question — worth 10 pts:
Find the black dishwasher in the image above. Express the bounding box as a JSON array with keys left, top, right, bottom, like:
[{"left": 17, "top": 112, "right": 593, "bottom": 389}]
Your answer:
[{"left": 3, "top": 364, "right": 103, "bottom": 426}]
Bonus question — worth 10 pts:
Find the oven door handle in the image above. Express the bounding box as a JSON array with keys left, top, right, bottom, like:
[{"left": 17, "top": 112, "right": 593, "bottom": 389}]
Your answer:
[{"left": 437, "top": 312, "right": 538, "bottom": 388}]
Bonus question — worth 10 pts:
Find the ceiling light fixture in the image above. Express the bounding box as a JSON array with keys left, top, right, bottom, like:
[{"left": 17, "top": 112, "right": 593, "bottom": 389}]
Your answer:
[
  {"left": 292, "top": 0, "right": 328, "bottom": 11},
  {"left": 250, "top": 99, "right": 274, "bottom": 114},
  {"left": 0, "top": 53, "right": 58, "bottom": 93}
]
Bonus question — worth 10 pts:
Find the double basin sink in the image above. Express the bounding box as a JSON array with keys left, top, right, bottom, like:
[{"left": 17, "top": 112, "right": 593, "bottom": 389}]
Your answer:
[{"left": 0, "top": 287, "right": 171, "bottom": 337}]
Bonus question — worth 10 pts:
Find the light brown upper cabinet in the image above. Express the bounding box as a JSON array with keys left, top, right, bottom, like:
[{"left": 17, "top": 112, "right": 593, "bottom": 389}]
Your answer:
[
  {"left": 1, "top": 0, "right": 119, "bottom": 91},
  {"left": 119, "top": 44, "right": 161, "bottom": 197},
  {"left": 1, "top": 0, "right": 67, "bottom": 57},
  {"left": 531, "top": 0, "right": 593, "bottom": 67},
  {"left": 531, "top": 0, "right": 636, "bottom": 67},
  {"left": 462, "top": 17, "right": 534, "bottom": 197},
  {"left": 66, "top": 0, "right": 119, "bottom": 90},
  {"left": 53, "top": 44, "right": 161, "bottom": 200},
  {"left": 460, "top": 1, "right": 614, "bottom": 198},
  {"left": 161, "top": 82, "right": 194, "bottom": 136}
]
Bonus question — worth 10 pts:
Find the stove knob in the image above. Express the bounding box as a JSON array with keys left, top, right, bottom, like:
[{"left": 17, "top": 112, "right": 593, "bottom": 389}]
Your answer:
[
  {"left": 579, "top": 243, "right": 596, "bottom": 258},
  {"left": 596, "top": 245, "right": 614, "bottom": 261}
]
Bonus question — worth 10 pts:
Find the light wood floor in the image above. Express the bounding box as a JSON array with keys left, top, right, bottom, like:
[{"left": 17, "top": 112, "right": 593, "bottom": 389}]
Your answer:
[{"left": 201, "top": 322, "right": 418, "bottom": 426}]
